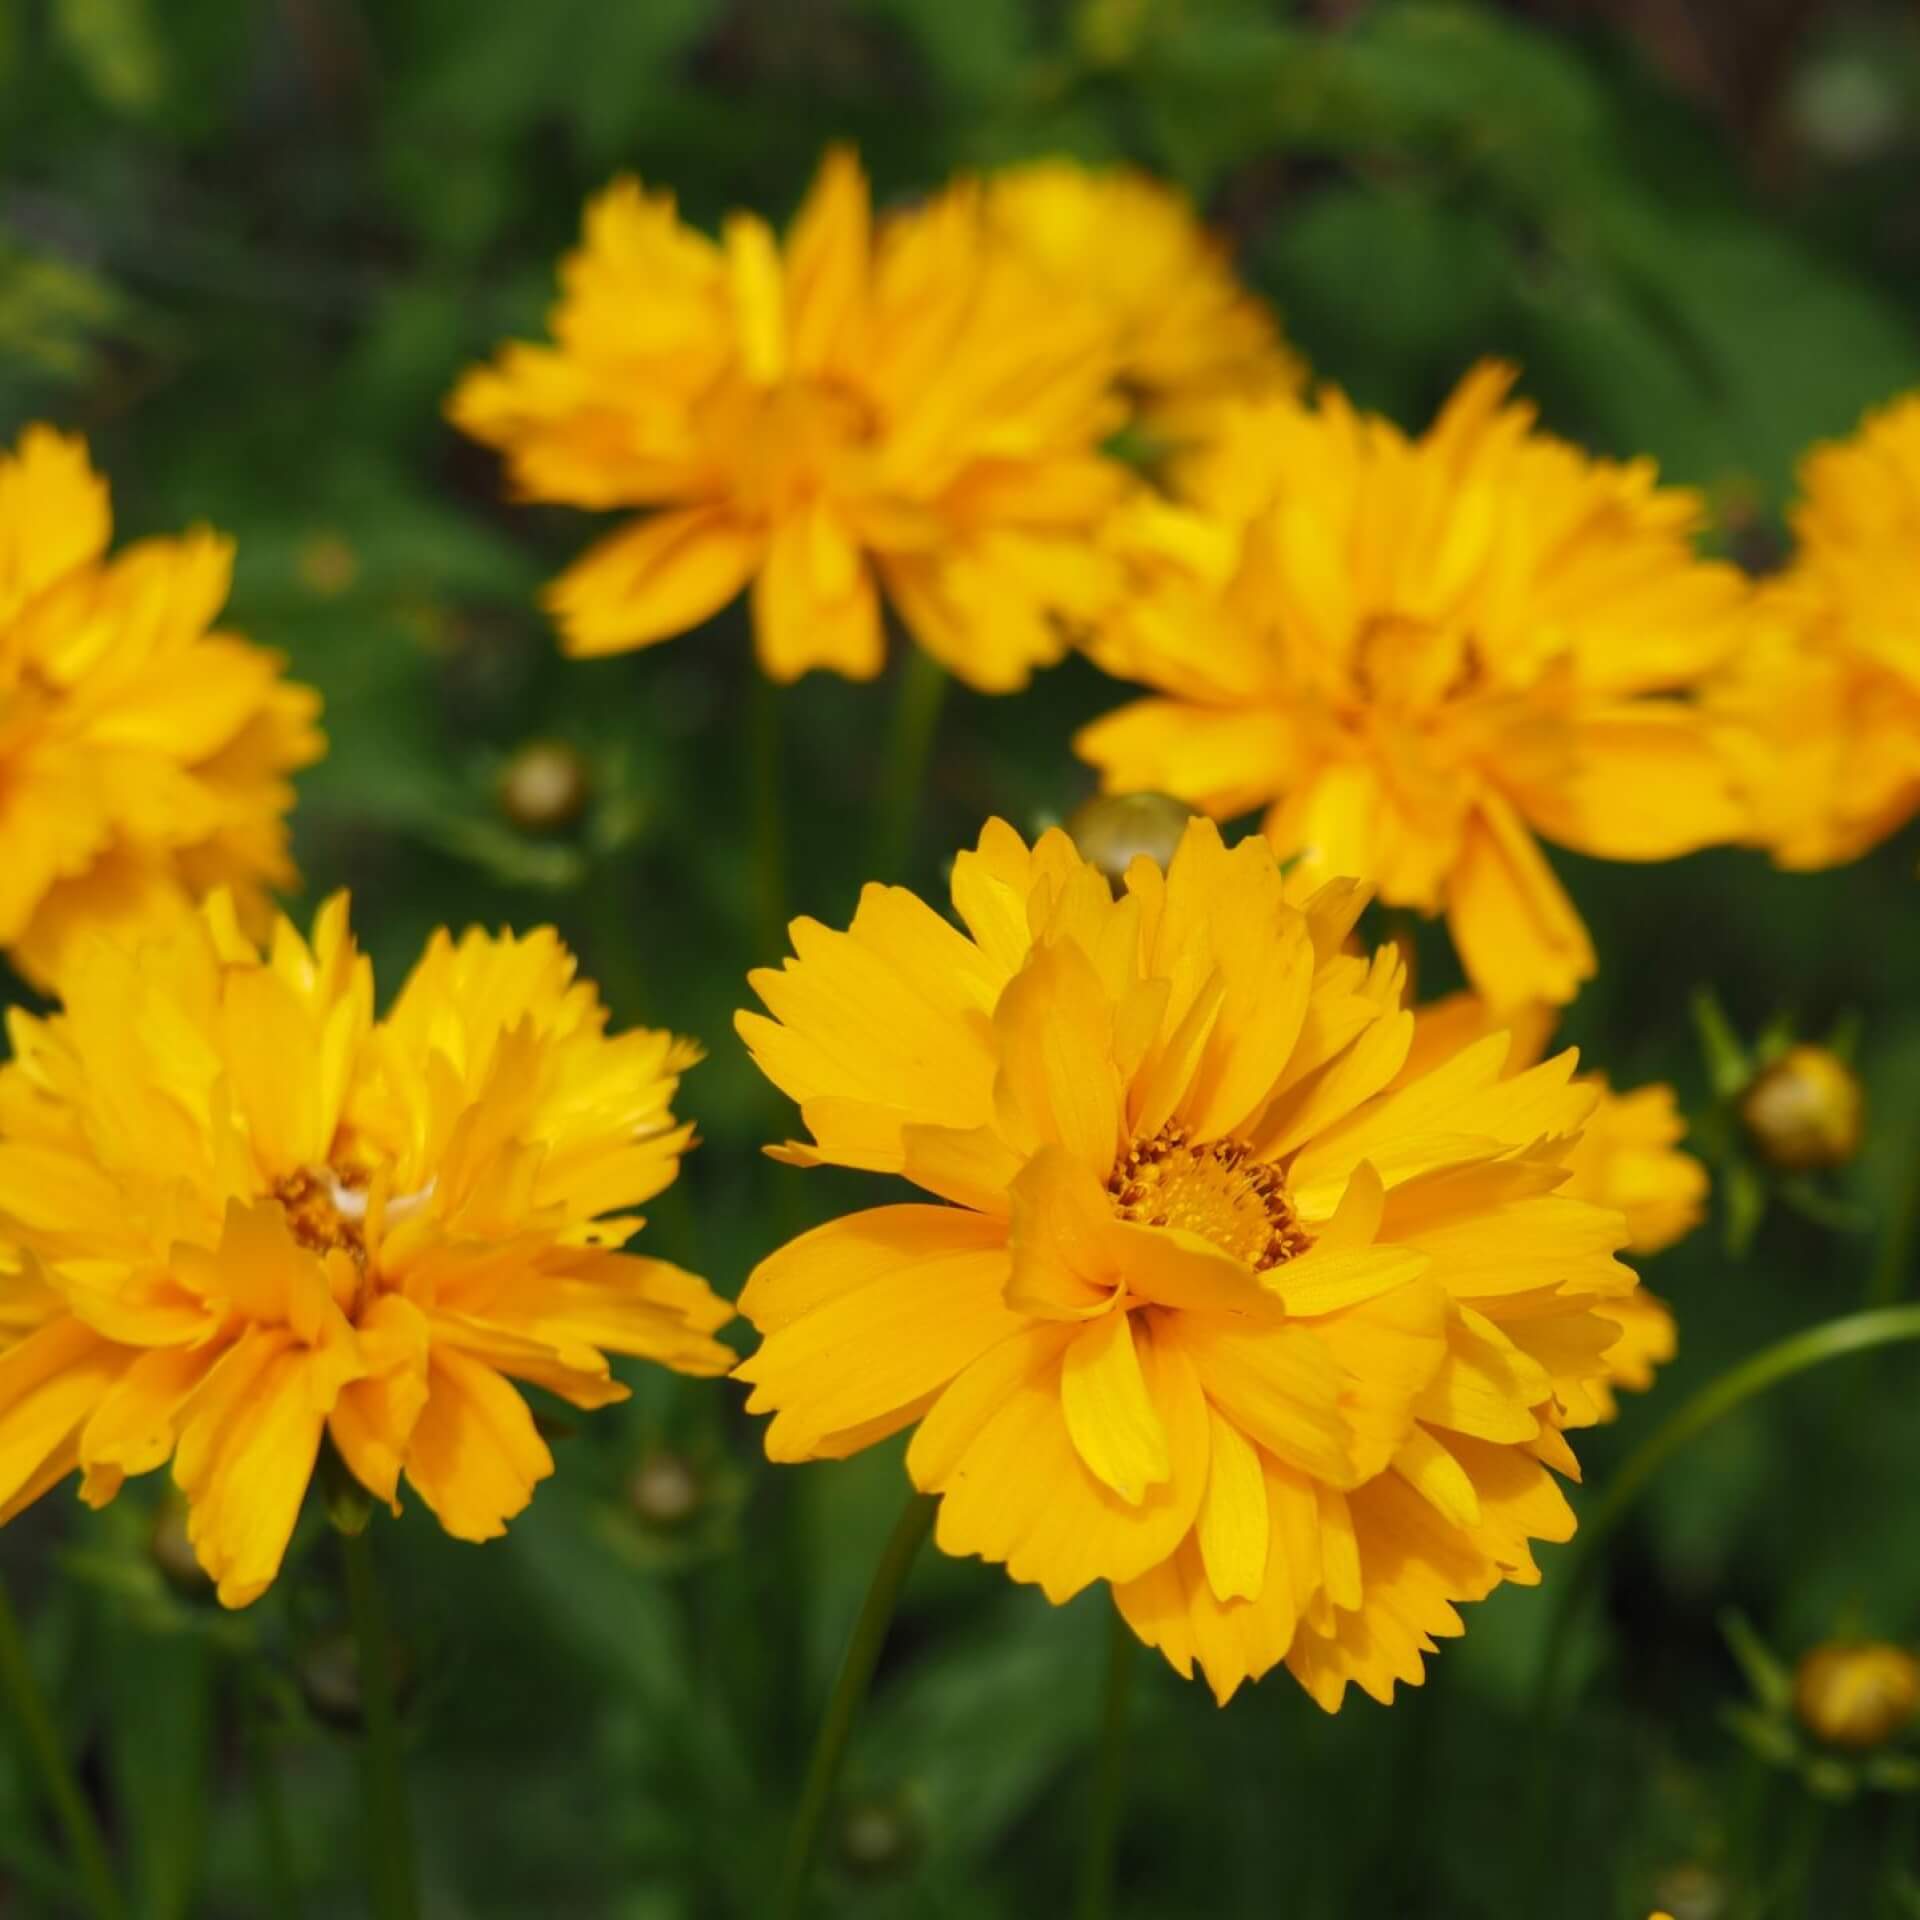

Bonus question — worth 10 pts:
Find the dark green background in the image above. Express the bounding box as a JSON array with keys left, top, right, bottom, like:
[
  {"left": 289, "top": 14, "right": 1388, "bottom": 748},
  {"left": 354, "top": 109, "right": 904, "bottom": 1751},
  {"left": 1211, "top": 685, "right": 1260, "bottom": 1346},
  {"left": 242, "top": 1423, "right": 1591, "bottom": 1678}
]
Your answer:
[{"left": 3, "top": 1, "right": 1920, "bottom": 1913}]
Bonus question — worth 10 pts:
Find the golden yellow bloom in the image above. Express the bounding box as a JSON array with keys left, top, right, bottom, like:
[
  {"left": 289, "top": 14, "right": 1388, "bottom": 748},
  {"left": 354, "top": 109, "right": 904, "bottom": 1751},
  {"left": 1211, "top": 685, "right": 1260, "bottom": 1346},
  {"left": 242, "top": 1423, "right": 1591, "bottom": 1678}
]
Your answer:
[
  {"left": 984, "top": 160, "right": 1301, "bottom": 438},
  {"left": 1714, "top": 393, "right": 1920, "bottom": 867},
  {"left": 1075, "top": 364, "right": 1751, "bottom": 1007},
  {"left": 1794, "top": 1640, "right": 1920, "bottom": 1749},
  {"left": 0, "top": 426, "right": 322, "bottom": 989},
  {"left": 1405, "top": 993, "right": 1706, "bottom": 1420},
  {"left": 449, "top": 147, "right": 1127, "bottom": 691},
  {"left": 0, "top": 896, "right": 732, "bottom": 1606},
  {"left": 736, "top": 818, "right": 1655, "bottom": 1709}
]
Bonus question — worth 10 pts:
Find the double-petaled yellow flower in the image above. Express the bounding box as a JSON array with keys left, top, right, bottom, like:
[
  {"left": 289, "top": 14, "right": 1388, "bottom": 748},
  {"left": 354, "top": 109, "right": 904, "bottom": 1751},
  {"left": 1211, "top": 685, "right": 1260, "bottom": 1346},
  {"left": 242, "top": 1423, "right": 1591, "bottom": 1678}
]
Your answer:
[
  {"left": 0, "top": 426, "right": 322, "bottom": 989},
  {"left": 1713, "top": 391, "right": 1920, "bottom": 867},
  {"left": 984, "top": 160, "right": 1301, "bottom": 440},
  {"left": 1075, "top": 364, "right": 1751, "bottom": 1007},
  {"left": 0, "top": 896, "right": 732, "bottom": 1606},
  {"left": 449, "top": 147, "right": 1128, "bottom": 691},
  {"left": 1406, "top": 993, "right": 1707, "bottom": 1420},
  {"left": 736, "top": 818, "right": 1656, "bottom": 1708}
]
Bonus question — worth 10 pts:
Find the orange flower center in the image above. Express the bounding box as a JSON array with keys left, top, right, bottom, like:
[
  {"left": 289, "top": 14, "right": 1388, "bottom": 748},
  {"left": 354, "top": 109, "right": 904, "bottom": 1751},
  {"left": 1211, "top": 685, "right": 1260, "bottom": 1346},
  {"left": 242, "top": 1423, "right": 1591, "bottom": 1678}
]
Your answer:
[
  {"left": 274, "top": 1168, "right": 369, "bottom": 1265},
  {"left": 1106, "top": 1126, "right": 1309, "bottom": 1270}
]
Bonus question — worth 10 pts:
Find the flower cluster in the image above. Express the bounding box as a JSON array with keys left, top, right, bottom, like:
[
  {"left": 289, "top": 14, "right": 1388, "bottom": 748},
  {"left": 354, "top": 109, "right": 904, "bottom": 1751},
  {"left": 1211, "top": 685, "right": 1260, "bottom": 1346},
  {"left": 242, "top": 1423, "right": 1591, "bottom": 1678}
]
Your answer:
[
  {"left": 0, "top": 895, "right": 731, "bottom": 1605},
  {"left": 0, "top": 427, "right": 322, "bottom": 989},
  {"left": 736, "top": 818, "right": 1661, "bottom": 1707}
]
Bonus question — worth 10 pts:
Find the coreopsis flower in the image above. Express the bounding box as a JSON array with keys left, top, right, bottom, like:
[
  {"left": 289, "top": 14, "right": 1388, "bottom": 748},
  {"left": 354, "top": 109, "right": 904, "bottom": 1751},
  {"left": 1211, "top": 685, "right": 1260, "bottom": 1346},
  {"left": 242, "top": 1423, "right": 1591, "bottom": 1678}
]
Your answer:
[
  {"left": 0, "top": 896, "right": 733, "bottom": 1605},
  {"left": 1074, "top": 364, "right": 1752, "bottom": 1007},
  {"left": 984, "top": 160, "right": 1301, "bottom": 439},
  {"left": 0, "top": 426, "right": 322, "bottom": 989},
  {"left": 1713, "top": 393, "right": 1920, "bottom": 867},
  {"left": 1404, "top": 993, "right": 1707, "bottom": 1419},
  {"left": 735, "top": 817, "right": 1656, "bottom": 1709},
  {"left": 449, "top": 147, "right": 1127, "bottom": 691}
]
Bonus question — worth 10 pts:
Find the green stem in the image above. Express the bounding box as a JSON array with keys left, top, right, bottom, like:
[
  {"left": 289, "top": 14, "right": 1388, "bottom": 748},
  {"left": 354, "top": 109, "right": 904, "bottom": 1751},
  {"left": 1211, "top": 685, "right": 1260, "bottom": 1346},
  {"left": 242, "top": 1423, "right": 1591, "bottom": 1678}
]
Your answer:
[
  {"left": 865, "top": 648, "right": 949, "bottom": 885},
  {"left": 1867, "top": 1133, "right": 1920, "bottom": 1308},
  {"left": 778, "top": 1490, "right": 936, "bottom": 1919},
  {"left": 750, "top": 670, "right": 789, "bottom": 965},
  {"left": 1536, "top": 1306, "right": 1920, "bottom": 1716},
  {"left": 341, "top": 1527, "right": 419, "bottom": 1920},
  {"left": 0, "top": 1573, "right": 123, "bottom": 1920},
  {"left": 248, "top": 1704, "right": 302, "bottom": 1919},
  {"left": 1075, "top": 1607, "right": 1138, "bottom": 1920}
]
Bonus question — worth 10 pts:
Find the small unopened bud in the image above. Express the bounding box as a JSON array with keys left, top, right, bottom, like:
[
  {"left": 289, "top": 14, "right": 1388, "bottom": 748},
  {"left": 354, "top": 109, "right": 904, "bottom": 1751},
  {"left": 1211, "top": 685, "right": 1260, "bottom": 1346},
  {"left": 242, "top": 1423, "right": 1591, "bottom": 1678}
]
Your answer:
[
  {"left": 1793, "top": 1640, "right": 1920, "bottom": 1749},
  {"left": 149, "top": 1493, "right": 211, "bottom": 1597},
  {"left": 297, "top": 1629, "right": 416, "bottom": 1734},
  {"left": 835, "top": 1794, "right": 921, "bottom": 1883},
  {"left": 296, "top": 531, "right": 360, "bottom": 599},
  {"left": 1651, "top": 1862, "right": 1728, "bottom": 1920},
  {"left": 1067, "top": 791, "right": 1197, "bottom": 894},
  {"left": 499, "top": 739, "right": 591, "bottom": 834},
  {"left": 627, "top": 1450, "right": 701, "bottom": 1529},
  {"left": 1739, "top": 1045, "right": 1864, "bottom": 1172}
]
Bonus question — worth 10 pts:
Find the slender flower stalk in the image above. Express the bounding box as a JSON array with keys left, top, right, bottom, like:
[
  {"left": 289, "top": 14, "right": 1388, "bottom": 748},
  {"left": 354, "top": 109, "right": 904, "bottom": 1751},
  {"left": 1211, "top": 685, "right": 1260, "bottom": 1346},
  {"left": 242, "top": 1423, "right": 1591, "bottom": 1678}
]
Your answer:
[
  {"left": 0, "top": 1573, "right": 124, "bottom": 1920},
  {"left": 779, "top": 1492, "right": 936, "bottom": 1919},
  {"left": 866, "top": 649, "right": 949, "bottom": 884},
  {"left": 751, "top": 671, "right": 790, "bottom": 965},
  {"left": 342, "top": 1525, "right": 419, "bottom": 1920},
  {"left": 1075, "top": 1607, "right": 1139, "bottom": 1920},
  {"left": 1536, "top": 1304, "right": 1920, "bottom": 1713}
]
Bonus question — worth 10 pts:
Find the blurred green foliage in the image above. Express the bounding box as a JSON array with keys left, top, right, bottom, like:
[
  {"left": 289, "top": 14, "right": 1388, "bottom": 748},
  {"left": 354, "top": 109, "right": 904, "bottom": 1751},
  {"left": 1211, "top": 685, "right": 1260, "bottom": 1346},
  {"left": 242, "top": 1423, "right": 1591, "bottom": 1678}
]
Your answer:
[{"left": 5, "top": 0, "right": 1920, "bottom": 1914}]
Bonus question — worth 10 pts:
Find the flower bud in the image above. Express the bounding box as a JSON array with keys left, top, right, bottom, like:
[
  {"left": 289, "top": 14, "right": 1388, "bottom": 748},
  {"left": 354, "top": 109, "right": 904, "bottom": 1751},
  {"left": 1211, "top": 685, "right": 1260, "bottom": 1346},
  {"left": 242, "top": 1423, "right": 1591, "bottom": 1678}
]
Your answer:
[
  {"left": 835, "top": 1793, "right": 921, "bottom": 1884},
  {"left": 1651, "top": 1862, "right": 1728, "bottom": 1920},
  {"left": 1739, "top": 1045, "right": 1864, "bottom": 1172},
  {"left": 149, "top": 1493, "right": 212, "bottom": 1597},
  {"left": 627, "top": 1450, "right": 702, "bottom": 1529},
  {"left": 1793, "top": 1640, "right": 1920, "bottom": 1749},
  {"left": 499, "top": 739, "right": 591, "bottom": 834},
  {"left": 297, "top": 1629, "right": 416, "bottom": 1734},
  {"left": 1067, "top": 791, "right": 1197, "bottom": 893}
]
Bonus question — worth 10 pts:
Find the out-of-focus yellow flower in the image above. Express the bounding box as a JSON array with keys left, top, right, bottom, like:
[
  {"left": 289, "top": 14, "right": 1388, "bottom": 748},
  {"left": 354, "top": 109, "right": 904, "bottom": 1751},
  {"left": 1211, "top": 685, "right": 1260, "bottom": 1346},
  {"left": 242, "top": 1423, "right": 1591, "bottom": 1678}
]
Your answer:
[
  {"left": 449, "top": 147, "right": 1128, "bottom": 691},
  {"left": 1075, "top": 364, "right": 1751, "bottom": 1008},
  {"left": 0, "top": 426, "right": 322, "bottom": 989},
  {"left": 1794, "top": 1640, "right": 1920, "bottom": 1748},
  {"left": 1714, "top": 393, "right": 1920, "bottom": 867},
  {"left": 0, "top": 896, "right": 732, "bottom": 1606},
  {"left": 985, "top": 160, "right": 1301, "bottom": 440},
  {"left": 735, "top": 818, "right": 1656, "bottom": 1709},
  {"left": 1739, "top": 1044, "right": 1865, "bottom": 1173},
  {"left": 1405, "top": 993, "right": 1705, "bottom": 1420}
]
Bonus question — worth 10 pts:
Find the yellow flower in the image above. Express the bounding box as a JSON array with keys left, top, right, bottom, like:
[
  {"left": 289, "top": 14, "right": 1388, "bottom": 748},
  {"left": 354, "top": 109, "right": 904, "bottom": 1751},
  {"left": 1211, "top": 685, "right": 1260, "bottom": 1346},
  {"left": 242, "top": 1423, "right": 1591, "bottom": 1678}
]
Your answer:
[
  {"left": 1794, "top": 1640, "right": 1920, "bottom": 1749},
  {"left": 1713, "top": 393, "right": 1920, "bottom": 867},
  {"left": 1074, "top": 364, "right": 1751, "bottom": 1007},
  {"left": 0, "top": 895, "right": 733, "bottom": 1606},
  {"left": 984, "top": 160, "right": 1302, "bottom": 438},
  {"left": 1405, "top": 992, "right": 1706, "bottom": 1419},
  {"left": 449, "top": 147, "right": 1127, "bottom": 691},
  {"left": 0, "top": 426, "right": 323, "bottom": 989},
  {"left": 735, "top": 818, "right": 1655, "bottom": 1709}
]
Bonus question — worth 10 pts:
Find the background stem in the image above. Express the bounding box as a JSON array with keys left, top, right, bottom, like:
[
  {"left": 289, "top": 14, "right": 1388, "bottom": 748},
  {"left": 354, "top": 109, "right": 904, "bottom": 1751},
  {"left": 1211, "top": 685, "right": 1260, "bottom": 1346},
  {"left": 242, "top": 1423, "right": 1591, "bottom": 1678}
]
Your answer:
[
  {"left": 778, "top": 1490, "right": 936, "bottom": 1920},
  {"left": 1536, "top": 1305, "right": 1920, "bottom": 1715},
  {"left": 865, "top": 649, "right": 949, "bottom": 885},
  {"left": 0, "top": 1573, "right": 123, "bottom": 1920},
  {"left": 341, "top": 1526, "right": 420, "bottom": 1920},
  {"left": 750, "top": 669, "right": 789, "bottom": 964}
]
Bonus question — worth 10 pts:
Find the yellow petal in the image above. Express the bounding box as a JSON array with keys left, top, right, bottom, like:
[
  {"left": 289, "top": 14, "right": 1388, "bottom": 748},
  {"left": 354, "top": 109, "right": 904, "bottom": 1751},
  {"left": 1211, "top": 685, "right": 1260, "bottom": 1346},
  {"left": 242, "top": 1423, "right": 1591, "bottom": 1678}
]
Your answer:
[
  {"left": 403, "top": 1347, "right": 554, "bottom": 1543},
  {"left": 1193, "top": 1408, "right": 1268, "bottom": 1604},
  {"left": 547, "top": 509, "right": 762, "bottom": 657},
  {"left": 1060, "top": 1309, "right": 1169, "bottom": 1503}
]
